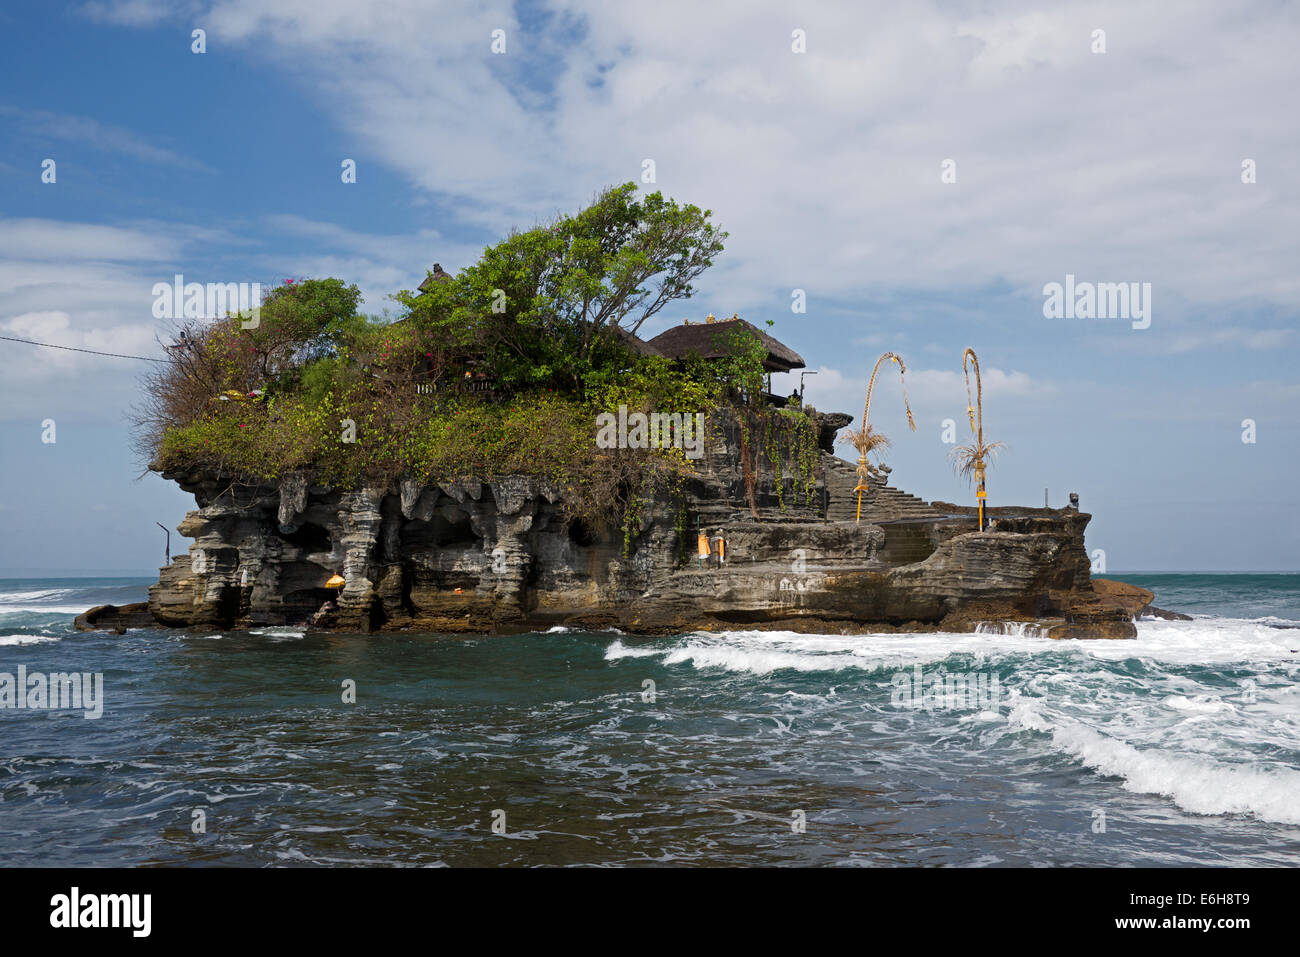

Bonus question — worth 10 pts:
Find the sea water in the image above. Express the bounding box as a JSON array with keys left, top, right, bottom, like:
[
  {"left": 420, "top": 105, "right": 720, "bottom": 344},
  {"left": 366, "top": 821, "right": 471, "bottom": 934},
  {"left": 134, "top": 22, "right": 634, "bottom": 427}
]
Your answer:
[{"left": 0, "top": 574, "right": 1297, "bottom": 866}]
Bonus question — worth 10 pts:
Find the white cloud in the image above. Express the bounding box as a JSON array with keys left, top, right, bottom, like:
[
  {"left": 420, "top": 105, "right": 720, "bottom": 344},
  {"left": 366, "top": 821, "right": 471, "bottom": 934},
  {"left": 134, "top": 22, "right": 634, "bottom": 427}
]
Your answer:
[
  {"left": 776, "top": 362, "right": 1050, "bottom": 453},
  {"left": 70, "top": 0, "right": 1287, "bottom": 326},
  {"left": 0, "top": 106, "right": 212, "bottom": 172},
  {"left": 907, "top": 367, "right": 1047, "bottom": 399},
  {"left": 0, "top": 219, "right": 185, "bottom": 262},
  {"left": 1166, "top": 326, "right": 1295, "bottom": 353},
  {"left": 0, "top": 220, "right": 212, "bottom": 416},
  {"left": 76, "top": 0, "right": 194, "bottom": 26},
  {"left": 17, "top": 1, "right": 1300, "bottom": 439},
  {"left": 1, "top": 311, "right": 159, "bottom": 379},
  {"left": 258, "top": 214, "right": 489, "bottom": 310}
]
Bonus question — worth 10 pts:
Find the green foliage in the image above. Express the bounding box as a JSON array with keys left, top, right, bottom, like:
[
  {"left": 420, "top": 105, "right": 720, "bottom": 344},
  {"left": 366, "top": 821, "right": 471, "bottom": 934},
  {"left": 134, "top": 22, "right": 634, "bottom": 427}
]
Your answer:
[
  {"left": 393, "top": 182, "right": 726, "bottom": 396},
  {"left": 139, "top": 186, "right": 826, "bottom": 535},
  {"left": 298, "top": 356, "right": 342, "bottom": 405},
  {"left": 156, "top": 386, "right": 702, "bottom": 528},
  {"left": 773, "top": 406, "right": 821, "bottom": 507},
  {"left": 242, "top": 278, "right": 362, "bottom": 381}
]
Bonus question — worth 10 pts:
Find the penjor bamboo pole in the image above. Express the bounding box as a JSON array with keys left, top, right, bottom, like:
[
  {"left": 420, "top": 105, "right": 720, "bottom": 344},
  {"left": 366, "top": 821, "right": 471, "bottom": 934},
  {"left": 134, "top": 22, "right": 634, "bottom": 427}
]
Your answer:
[{"left": 853, "top": 353, "right": 916, "bottom": 524}]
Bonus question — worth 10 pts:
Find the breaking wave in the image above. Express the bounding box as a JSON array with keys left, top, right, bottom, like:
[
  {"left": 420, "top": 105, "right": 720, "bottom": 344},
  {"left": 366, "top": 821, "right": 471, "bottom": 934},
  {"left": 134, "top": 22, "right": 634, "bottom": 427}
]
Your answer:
[{"left": 605, "top": 617, "right": 1300, "bottom": 826}]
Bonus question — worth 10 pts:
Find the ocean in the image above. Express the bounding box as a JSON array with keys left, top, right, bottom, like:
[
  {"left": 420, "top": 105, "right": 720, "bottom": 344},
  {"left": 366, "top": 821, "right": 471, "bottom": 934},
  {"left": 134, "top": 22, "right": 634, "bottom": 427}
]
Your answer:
[{"left": 1, "top": 574, "right": 1297, "bottom": 867}]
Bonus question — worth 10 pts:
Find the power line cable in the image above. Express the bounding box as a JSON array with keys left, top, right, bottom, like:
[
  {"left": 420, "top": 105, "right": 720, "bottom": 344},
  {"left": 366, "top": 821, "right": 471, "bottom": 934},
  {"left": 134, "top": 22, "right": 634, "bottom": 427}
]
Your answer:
[{"left": 0, "top": 334, "right": 169, "bottom": 363}]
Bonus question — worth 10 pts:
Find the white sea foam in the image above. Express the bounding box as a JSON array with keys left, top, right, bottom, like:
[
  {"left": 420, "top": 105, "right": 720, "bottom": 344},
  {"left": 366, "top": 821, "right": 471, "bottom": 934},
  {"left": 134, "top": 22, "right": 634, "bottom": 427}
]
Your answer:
[
  {"left": 661, "top": 643, "right": 866, "bottom": 674},
  {"left": 250, "top": 628, "right": 306, "bottom": 640},
  {"left": 0, "top": 606, "right": 90, "bottom": 615},
  {"left": 617, "top": 618, "right": 1300, "bottom": 675},
  {"left": 0, "top": 634, "right": 61, "bottom": 645},
  {"left": 604, "top": 617, "right": 1300, "bottom": 825},
  {"left": 1008, "top": 698, "right": 1300, "bottom": 825},
  {"left": 608, "top": 628, "right": 1049, "bottom": 675},
  {"left": 604, "top": 640, "right": 661, "bottom": 659},
  {"left": 1163, "top": 695, "right": 1234, "bottom": 715},
  {"left": 1251, "top": 615, "right": 1300, "bottom": 628},
  {"left": 974, "top": 621, "right": 1049, "bottom": 638},
  {"left": 0, "top": 589, "right": 74, "bottom": 603}
]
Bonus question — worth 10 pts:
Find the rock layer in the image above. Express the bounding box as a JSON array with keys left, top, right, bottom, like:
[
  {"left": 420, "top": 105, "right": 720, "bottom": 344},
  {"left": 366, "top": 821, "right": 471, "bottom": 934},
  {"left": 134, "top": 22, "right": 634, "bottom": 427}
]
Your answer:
[{"left": 132, "top": 413, "right": 1145, "bottom": 638}]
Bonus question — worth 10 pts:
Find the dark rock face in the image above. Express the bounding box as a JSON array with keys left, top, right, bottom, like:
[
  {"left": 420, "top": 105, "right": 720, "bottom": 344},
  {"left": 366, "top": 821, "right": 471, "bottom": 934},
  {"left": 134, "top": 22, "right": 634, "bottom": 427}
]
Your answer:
[
  {"left": 74, "top": 602, "right": 154, "bottom": 633},
  {"left": 1145, "top": 605, "right": 1194, "bottom": 621},
  {"left": 809, "top": 409, "right": 852, "bottom": 453},
  {"left": 138, "top": 413, "right": 1146, "bottom": 638}
]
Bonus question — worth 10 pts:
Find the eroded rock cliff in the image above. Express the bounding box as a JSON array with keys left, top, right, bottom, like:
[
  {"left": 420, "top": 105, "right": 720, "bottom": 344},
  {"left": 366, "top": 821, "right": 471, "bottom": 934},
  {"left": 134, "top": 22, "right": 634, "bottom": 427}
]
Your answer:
[{"left": 136, "top": 410, "right": 1138, "bottom": 638}]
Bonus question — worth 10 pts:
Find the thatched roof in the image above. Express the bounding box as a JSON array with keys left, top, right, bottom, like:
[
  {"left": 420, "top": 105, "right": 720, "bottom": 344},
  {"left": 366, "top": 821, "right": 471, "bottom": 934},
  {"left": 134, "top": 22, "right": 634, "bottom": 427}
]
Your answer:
[
  {"left": 612, "top": 325, "right": 664, "bottom": 357},
  {"left": 646, "top": 316, "right": 804, "bottom": 372},
  {"left": 417, "top": 263, "right": 453, "bottom": 293}
]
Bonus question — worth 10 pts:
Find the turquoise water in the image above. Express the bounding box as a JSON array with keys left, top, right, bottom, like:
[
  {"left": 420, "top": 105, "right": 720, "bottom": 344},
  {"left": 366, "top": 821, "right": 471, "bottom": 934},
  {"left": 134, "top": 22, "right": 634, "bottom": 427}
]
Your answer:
[
  {"left": 1, "top": 575, "right": 1298, "bottom": 866},
  {"left": 1109, "top": 573, "right": 1300, "bottom": 622}
]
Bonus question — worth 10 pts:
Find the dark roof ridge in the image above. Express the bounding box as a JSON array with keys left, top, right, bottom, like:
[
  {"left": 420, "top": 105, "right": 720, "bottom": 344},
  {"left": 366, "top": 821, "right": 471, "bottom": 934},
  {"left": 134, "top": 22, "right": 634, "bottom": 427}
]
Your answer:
[{"left": 646, "top": 315, "right": 804, "bottom": 370}]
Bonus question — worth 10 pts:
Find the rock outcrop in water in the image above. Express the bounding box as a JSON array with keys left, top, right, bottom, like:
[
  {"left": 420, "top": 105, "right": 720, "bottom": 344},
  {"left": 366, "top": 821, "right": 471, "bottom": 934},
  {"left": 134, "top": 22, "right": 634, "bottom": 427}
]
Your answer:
[
  {"left": 115, "top": 408, "right": 1145, "bottom": 639},
  {"left": 74, "top": 602, "right": 154, "bottom": 634}
]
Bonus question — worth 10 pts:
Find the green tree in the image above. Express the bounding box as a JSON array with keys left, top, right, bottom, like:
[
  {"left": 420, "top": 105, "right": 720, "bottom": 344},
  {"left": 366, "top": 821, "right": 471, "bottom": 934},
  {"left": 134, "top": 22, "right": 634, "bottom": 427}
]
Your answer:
[
  {"left": 244, "top": 278, "right": 362, "bottom": 382},
  {"left": 396, "top": 183, "right": 726, "bottom": 394}
]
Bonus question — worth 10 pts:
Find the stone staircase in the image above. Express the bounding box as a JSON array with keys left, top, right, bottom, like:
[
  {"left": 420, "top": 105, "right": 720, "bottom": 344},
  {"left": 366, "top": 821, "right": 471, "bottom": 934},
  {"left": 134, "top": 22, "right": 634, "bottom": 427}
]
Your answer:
[{"left": 822, "top": 454, "right": 943, "bottom": 524}]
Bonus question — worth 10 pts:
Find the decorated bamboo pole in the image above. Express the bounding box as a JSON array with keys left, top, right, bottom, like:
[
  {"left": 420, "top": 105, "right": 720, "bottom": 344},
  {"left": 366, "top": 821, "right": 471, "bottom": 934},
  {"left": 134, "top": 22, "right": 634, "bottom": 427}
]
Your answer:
[
  {"left": 849, "top": 352, "right": 917, "bottom": 523},
  {"left": 959, "top": 348, "right": 1002, "bottom": 531}
]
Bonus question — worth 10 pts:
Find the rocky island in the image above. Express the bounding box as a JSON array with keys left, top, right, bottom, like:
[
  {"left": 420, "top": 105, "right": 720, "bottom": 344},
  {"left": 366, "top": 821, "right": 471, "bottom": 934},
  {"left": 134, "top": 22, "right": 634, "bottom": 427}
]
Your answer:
[
  {"left": 137, "top": 427, "right": 1151, "bottom": 639},
  {"left": 85, "top": 185, "right": 1169, "bottom": 639}
]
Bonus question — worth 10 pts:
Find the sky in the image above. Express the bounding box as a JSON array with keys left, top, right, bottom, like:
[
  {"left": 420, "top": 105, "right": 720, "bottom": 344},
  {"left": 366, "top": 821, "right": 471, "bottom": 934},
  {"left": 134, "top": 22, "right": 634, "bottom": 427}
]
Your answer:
[{"left": 0, "top": 0, "right": 1297, "bottom": 574}]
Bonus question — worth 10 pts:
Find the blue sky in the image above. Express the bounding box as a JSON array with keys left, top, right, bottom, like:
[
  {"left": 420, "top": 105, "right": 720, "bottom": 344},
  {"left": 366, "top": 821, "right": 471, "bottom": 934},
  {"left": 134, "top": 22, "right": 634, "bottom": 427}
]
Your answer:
[{"left": 1, "top": 0, "right": 1297, "bottom": 573}]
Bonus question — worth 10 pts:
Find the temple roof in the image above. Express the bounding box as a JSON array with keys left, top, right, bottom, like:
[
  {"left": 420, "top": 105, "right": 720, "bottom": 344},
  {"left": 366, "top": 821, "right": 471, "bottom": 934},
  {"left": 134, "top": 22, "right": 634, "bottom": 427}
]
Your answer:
[
  {"left": 646, "top": 315, "right": 805, "bottom": 372},
  {"left": 612, "top": 325, "right": 665, "bottom": 357},
  {"left": 417, "top": 263, "right": 453, "bottom": 293}
]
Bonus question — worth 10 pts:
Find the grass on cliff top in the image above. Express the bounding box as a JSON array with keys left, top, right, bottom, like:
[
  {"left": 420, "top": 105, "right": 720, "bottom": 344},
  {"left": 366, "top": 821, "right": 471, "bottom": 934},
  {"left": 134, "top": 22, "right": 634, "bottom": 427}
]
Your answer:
[
  {"left": 145, "top": 291, "right": 764, "bottom": 525},
  {"left": 155, "top": 389, "right": 705, "bottom": 524}
]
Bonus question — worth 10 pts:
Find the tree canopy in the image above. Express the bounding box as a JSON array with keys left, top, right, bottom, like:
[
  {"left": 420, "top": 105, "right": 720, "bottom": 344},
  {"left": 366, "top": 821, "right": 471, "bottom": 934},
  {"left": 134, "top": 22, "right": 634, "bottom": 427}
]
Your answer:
[
  {"left": 395, "top": 182, "right": 726, "bottom": 395},
  {"left": 132, "top": 183, "right": 817, "bottom": 530}
]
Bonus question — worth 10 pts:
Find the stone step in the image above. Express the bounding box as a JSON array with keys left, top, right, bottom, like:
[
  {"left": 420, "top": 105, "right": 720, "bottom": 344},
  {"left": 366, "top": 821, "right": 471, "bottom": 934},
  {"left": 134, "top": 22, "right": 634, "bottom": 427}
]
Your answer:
[
  {"left": 826, "top": 488, "right": 939, "bottom": 517},
  {"left": 821, "top": 453, "right": 943, "bottom": 524}
]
